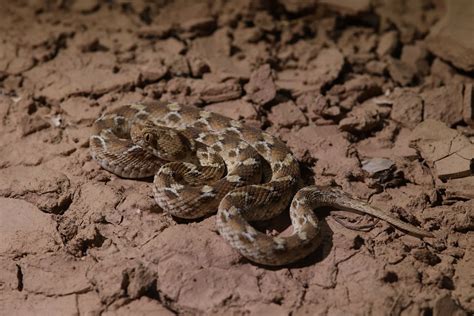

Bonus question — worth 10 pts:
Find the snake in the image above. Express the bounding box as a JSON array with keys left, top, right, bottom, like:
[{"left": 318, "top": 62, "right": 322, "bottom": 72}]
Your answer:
[{"left": 89, "top": 101, "right": 433, "bottom": 266}]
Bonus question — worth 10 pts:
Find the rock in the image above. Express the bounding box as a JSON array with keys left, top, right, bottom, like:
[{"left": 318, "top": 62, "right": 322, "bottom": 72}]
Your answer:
[
  {"left": 400, "top": 159, "right": 434, "bottom": 186},
  {"left": 233, "top": 27, "right": 262, "bottom": 46},
  {"left": 188, "top": 28, "right": 251, "bottom": 80},
  {"left": 435, "top": 154, "right": 473, "bottom": 180},
  {"left": 0, "top": 94, "right": 12, "bottom": 124},
  {"left": 282, "top": 124, "right": 360, "bottom": 179},
  {"left": 155, "top": 38, "right": 186, "bottom": 55},
  {"left": 268, "top": 100, "right": 308, "bottom": 128},
  {"left": 21, "top": 253, "right": 92, "bottom": 296},
  {"left": 0, "top": 258, "right": 19, "bottom": 291},
  {"left": 248, "top": 303, "right": 291, "bottom": 316},
  {"left": 20, "top": 113, "right": 50, "bottom": 136},
  {"left": 167, "top": 55, "right": 190, "bottom": 77},
  {"left": 433, "top": 295, "right": 468, "bottom": 316},
  {"left": 389, "top": 89, "right": 423, "bottom": 129},
  {"left": 275, "top": 69, "right": 320, "bottom": 97},
  {"left": 339, "top": 100, "right": 391, "bottom": 133},
  {"left": 0, "top": 166, "right": 72, "bottom": 214},
  {"left": 77, "top": 292, "right": 103, "bottom": 315},
  {"left": 245, "top": 64, "right": 276, "bottom": 105},
  {"left": 180, "top": 17, "right": 216, "bottom": 38},
  {"left": 165, "top": 77, "right": 191, "bottom": 95},
  {"left": 321, "top": 106, "right": 341, "bottom": 118},
  {"left": 430, "top": 58, "right": 474, "bottom": 86},
  {"left": 421, "top": 85, "right": 464, "bottom": 126},
  {"left": 137, "top": 25, "right": 172, "bottom": 39},
  {"left": 138, "top": 60, "right": 168, "bottom": 83},
  {"left": 452, "top": 242, "right": 474, "bottom": 312},
  {"left": 376, "top": 31, "right": 398, "bottom": 57},
  {"left": 0, "top": 198, "right": 62, "bottom": 256},
  {"left": 341, "top": 75, "right": 383, "bottom": 97},
  {"left": 197, "top": 81, "right": 242, "bottom": 104},
  {"left": 87, "top": 256, "right": 156, "bottom": 305},
  {"left": 361, "top": 157, "right": 400, "bottom": 188},
  {"left": 71, "top": 0, "right": 99, "bottom": 13},
  {"left": 319, "top": 0, "right": 371, "bottom": 15},
  {"left": 337, "top": 27, "right": 377, "bottom": 65},
  {"left": 463, "top": 83, "right": 474, "bottom": 126},
  {"left": 103, "top": 297, "right": 174, "bottom": 316},
  {"left": 387, "top": 58, "right": 415, "bottom": 86},
  {"left": 0, "top": 42, "right": 35, "bottom": 75},
  {"left": 329, "top": 74, "right": 384, "bottom": 111},
  {"left": 362, "top": 158, "right": 395, "bottom": 176},
  {"left": 439, "top": 177, "right": 474, "bottom": 200},
  {"left": 205, "top": 99, "right": 257, "bottom": 121},
  {"left": 188, "top": 56, "right": 210, "bottom": 78},
  {"left": 401, "top": 42, "right": 430, "bottom": 76},
  {"left": 140, "top": 225, "right": 249, "bottom": 310},
  {"left": 375, "top": 1, "right": 438, "bottom": 45},
  {"left": 452, "top": 201, "right": 474, "bottom": 232},
  {"left": 307, "top": 48, "right": 345, "bottom": 89},
  {"left": 61, "top": 96, "right": 102, "bottom": 124},
  {"left": 254, "top": 12, "right": 276, "bottom": 32},
  {"left": 1, "top": 294, "right": 78, "bottom": 316},
  {"left": 296, "top": 92, "right": 328, "bottom": 121},
  {"left": 412, "top": 248, "right": 441, "bottom": 266},
  {"left": 165, "top": 78, "right": 242, "bottom": 104},
  {"left": 278, "top": 0, "right": 316, "bottom": 14},
  {"left": 23, "top": 52, "right": 142, "bottom": 101},
  {"left": 425, "top": 0, "right": 474, "bottom": 72},
  {"left": 392, "top": 128, "right": 418, "bottom": 159},
  {"left": 410, "top": 120, "right": 474, "bottom": 180},
  {"left": 365, "top": 60, "right": 387, "bottom": 75}
]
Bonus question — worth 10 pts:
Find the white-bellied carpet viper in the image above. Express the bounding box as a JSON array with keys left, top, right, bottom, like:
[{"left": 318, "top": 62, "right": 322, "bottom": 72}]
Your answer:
[{"left": 90, "top": 101, "right": 433, "bottom": 266}]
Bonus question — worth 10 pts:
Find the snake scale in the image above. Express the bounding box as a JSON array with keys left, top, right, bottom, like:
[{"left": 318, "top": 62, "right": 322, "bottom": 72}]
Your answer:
[{"left": 90, "top": 101, "right": 433, "bottom": 266}]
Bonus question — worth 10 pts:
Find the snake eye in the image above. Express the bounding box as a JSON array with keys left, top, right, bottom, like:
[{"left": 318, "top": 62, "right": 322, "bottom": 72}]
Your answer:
[{"left": 144, "top": 133, "right": 153, "bottom": 143}]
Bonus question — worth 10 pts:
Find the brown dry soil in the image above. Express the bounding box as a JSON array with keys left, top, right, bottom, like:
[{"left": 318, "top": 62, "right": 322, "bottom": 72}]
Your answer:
[{"left": 1, "top": 0, "right": 473, "bottom": 315}]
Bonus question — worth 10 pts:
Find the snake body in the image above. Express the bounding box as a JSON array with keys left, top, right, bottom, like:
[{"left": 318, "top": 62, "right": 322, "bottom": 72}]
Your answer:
[{"left": 90, "top": 102, "right": 433, "bottom": 266}]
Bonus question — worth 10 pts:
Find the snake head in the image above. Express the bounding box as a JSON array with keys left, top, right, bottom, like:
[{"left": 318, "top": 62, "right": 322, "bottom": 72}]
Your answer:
[
  {"left": 131, "top": 121, "right": 157, "bottom": 146},
  {"left": 130, "top": 121, "right": 189, "bottom": 161}
]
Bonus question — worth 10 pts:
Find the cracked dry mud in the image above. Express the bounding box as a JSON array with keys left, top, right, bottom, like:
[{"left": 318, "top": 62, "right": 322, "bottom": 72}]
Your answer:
[{"left": 0, "top": 0, "right": 473, "bottom": 315}]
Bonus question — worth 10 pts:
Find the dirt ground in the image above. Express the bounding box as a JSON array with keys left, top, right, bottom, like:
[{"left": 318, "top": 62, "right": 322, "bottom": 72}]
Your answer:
[{"left": 0, "top": 0, "right": 473, "bottom": 315}]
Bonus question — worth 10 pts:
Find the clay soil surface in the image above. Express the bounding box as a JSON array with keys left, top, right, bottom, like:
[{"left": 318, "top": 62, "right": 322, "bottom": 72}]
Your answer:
[{"left": 1, "top": 0, "right": 473, "bottom": 315}]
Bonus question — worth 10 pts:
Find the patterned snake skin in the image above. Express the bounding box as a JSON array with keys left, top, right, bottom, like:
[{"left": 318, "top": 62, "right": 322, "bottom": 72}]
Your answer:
[{"left": 90, "top": 102, "right": 433, "bottom": 266}]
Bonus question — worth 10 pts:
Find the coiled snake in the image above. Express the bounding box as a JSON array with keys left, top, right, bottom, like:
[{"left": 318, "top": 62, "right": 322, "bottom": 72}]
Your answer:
[{"left": 90, "top": 102, "right": 433, "bottom": 266}]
